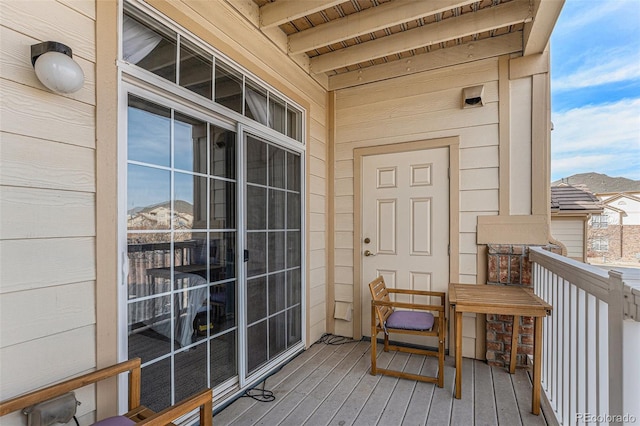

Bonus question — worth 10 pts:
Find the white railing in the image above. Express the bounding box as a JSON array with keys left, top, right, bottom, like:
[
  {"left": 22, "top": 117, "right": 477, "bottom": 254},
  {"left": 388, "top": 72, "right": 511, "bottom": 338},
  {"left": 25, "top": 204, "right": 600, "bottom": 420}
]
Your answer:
[{"left": 530, "top": 247, "right": 640, "bottom": 426}]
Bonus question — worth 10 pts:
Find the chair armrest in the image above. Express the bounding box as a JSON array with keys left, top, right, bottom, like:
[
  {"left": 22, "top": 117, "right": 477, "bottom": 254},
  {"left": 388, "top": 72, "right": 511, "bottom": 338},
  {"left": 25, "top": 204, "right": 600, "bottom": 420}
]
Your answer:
[
  {"left": 0, "top": 359, "right": 142, "bottom": 417},
  {"left": 137, "top": 388, "right": 212, "bottom": 426},
  {"left": 372, "top": 299, "right": 445, "bottom": 312}
]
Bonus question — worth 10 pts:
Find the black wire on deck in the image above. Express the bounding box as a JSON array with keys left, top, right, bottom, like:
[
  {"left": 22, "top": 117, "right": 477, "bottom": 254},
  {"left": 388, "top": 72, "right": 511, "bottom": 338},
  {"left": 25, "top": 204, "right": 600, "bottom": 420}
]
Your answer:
[
  {"left": 317, "top": 333, "right": 360, "bottom": 345},
  {"left": 241, "top": 379, "right": 275, "bottom": 402}
]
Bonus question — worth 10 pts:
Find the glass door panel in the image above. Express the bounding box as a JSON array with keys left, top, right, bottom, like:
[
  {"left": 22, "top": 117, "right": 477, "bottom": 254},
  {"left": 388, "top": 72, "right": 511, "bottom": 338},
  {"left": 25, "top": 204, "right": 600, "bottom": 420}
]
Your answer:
[
  {"left": 245, "top": 135, "right": 302, "bottom": 376},
  {"left": 127, "top": 94, "right": 238, "bottom": 411}
]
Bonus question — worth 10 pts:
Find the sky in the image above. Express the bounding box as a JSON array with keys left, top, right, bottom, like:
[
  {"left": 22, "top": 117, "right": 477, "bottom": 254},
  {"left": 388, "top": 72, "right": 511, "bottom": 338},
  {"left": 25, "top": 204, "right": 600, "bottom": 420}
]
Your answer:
[{"left": 550, "top": 0, "right": 640, "bottom": 182}]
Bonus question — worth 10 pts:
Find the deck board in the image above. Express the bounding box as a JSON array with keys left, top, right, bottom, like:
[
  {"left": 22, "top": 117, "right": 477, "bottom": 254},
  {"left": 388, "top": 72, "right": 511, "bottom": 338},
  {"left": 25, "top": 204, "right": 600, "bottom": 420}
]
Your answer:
[{"left": 214, "top": 338, "right": 548, "bottom": 426}]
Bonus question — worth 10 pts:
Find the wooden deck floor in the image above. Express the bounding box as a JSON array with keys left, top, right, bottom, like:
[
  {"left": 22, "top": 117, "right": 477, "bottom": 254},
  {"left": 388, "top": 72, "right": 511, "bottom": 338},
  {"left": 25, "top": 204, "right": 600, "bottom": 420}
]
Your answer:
[{"left": 214, "top": 338, "right": 549, "bottom": 426}]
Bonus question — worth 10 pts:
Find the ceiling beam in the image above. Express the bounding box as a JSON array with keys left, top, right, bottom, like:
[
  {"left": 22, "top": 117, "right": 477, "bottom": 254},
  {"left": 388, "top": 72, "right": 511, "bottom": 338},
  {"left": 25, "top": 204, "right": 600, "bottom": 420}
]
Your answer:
[
  {"left": 260, "top": 0, "right": 346, "bottom": 29},
  {"left": 329, "top": 32, "right": 523, "bottom": 90},
  {"left": 311, "top": 0, "right": 532, "bottom": 74},
  {"left": 289, "top": 0, "right": 477, "bottom": 54},
  {"left": 523, "top": 0, "right": 565, "bottom": 56}
]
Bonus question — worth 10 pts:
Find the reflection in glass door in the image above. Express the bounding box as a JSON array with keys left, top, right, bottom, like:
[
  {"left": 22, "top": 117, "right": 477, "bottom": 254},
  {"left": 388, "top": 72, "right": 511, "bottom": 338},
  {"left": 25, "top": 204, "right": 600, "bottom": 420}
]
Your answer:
[
  {"left": 245, "top": 135, "right": 302, "bottom": 375},
  {"left": 126, "top": 94, "right": 237, "bottom": 411}
]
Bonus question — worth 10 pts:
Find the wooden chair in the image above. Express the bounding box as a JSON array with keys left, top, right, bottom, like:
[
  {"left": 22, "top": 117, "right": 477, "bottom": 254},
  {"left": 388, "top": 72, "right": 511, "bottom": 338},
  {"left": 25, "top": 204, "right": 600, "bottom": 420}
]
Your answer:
[
  {"left": 0, "top": 358, "right": 212, "bottom": 426},
  {"left": 369, "top": 276, "right": 446, "bottom": 387}
]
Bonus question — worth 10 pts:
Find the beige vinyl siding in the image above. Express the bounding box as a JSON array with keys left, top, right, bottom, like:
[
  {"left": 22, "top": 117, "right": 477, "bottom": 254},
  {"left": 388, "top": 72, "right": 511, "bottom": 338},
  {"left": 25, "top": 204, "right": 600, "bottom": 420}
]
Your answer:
[
  {"left": 333, "top": 58, "right": 501, "bottom": 350},
  {"left": 551, "top": 218, "right": 585, "bottom": 260},
  {"left": 0, "top": 0, "right": 97, "bottom": 406}
]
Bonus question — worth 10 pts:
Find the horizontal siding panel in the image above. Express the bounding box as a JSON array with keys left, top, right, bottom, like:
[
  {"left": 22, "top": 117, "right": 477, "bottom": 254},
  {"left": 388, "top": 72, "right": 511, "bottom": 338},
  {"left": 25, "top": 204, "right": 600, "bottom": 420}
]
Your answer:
[
  {"left": 309, "top": 302, "right": 326, "bottom": 327},
  {"left": 309, "top": 231, "right": 325, "bottom": 250},
  {"left": 460, "top": 145, "right": 500, "bottom": 170},
  {"left": 0, "top": 133, "right": 95, "bottom": 192},
  {"left": 309, "top": 249, "right": 326, "bottom": 270},
  {"left": 0, "top": 237, "right": 95, "bottom": 293},
  {"left": 334, "top": 249, "right": 353, "bottom": 267},
  {"left": 460, "top": 168, "right": 499, "bottom": 190},
  {"left": 335, "top": 231, "right": 354, "bottom": 249},
  {"left": 336, "top": 58, "right": 498, "bottom": 109},
  {"left": 334, "top": 283, "right": 353, "bottom": 302},
  {"left": 309, "top": 156, "right": 326, "bottom": 179},
  {"left": 0, "top": 281, "right": 95, "bottom": 347},
  {"left": 308, "top": 212, "right": 325, "bottom": 232},
  {"left": 1, "top": 80, "right": 95, "bottom": 148},
  {"left": 309, "top": 266, "right": 326, "bottom": 287},
  {"left": 334, "top": 195, "right": 354, "bottom": 214},
  {"left": 335, "top": 178, "right": 353, "bottom": 197},
  {"left": 339, "top": 82, "right": 498, "bottom": 127},
  {"left": 335, "top": 160, "right": 354, "bottom": 179},
  {"left": 57, "top": 0, "right": 96, "bottom": 20},
  {"left": 0, "top": 325, "right": 96, "bottom": 400},
  {"left": 0, "top": 187, "right": 95, "bottom": 239},
  {"left": 309, "top": 193, "right": 325, "bottom": 214},
  {"left": 336, "top": 103, "right": 499, "bottom": 144},
  {"left": 335, "top": 213, "right": 353, "bottom": 232},
  {"left": 0, "top": 26, "right": 95, "bottom": 105},
  {"left": 309, "top": 175, "right": 325, "bottom": 196},
  {"left": 460, "top": 211, "right": 496, "bottom": 233},
  {"left": 458, "top": 274, "right": 477, "bottom": 284},
  {"left": 0, "top": 0, "right": 95, "bottom": 62},
  {"left": 459, "top": 253, "right": 477, "bottom": 275},
  {"left": 460, "top": 232, "right": 478, "bottom": 254},
  {"left": 309, "top": 118, "right": 326, "bottom": 144},
  {"left": 309, "top": 138, "right": 327, "bottom": 162},
  {"left": 334, "top": 266, "right": 353, "bottom": 284},
  {"left": 460, "top": 189, "right": 499, "bottom": 212},
  {"left": 309, "top": 285, "right": 325, "bottom": 306}
]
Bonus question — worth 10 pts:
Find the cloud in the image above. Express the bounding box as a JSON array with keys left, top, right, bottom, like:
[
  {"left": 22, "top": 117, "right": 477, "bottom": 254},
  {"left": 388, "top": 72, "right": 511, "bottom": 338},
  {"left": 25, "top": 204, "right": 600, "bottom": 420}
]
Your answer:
[
  {"left": 552, "top": 55, "right": 640, "bottom": 92},
  {"left": 551, "top": 98, "right": 640, "bottom": 180},
  {"left": 552, "top": 98, "right": 640, "bottom": 152}
]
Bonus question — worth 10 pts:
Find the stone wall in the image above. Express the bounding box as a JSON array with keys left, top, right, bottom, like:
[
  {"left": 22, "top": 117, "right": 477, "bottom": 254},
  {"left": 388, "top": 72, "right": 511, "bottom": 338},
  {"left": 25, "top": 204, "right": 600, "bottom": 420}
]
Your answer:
[{"left": 485, "top": 243, "right": 561, "bottom": 367}]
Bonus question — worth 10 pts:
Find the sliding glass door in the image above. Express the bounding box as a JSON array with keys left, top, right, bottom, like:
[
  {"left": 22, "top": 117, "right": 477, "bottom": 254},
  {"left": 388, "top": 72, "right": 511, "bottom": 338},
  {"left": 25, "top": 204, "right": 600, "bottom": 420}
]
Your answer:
[{"left": 124, "top": 93, "right": 304, "bottom": 411}]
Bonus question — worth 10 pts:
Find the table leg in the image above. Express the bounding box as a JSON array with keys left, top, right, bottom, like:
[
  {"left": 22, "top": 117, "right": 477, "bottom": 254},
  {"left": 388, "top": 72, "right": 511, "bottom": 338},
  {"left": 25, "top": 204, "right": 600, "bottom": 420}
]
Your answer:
[
  {"left": 532, "top": 316, "right": 542, "bottom": 415},
  {"left": 455, "top": 310, "right": 462, "bottom": 399},
  {"left": 510, "top": 315, "right": 519, "bottom": 374}
]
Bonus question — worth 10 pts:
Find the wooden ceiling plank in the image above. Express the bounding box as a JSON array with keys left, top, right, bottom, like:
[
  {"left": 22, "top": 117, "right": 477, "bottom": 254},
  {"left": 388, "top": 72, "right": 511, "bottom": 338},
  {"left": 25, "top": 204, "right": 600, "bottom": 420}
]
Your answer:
[
  {"left": 311, "top": 0, "right": 531, "bottom": 73},
  {"left": 288, "top": 0, "right": 477, "bottom": 54},
  {"left": 523, "top": 0, "right": 565, "bottom": 56},
  {"left": 260, "top": 0, "right": 346, "bottom": 29},
  {"left": 328, "top": 32, "right": 522, "bottom": 90}
]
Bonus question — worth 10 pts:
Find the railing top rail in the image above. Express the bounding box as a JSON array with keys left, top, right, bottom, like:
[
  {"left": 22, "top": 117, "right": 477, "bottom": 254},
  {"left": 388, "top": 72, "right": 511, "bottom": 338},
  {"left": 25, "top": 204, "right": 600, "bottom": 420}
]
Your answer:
[
  {"left": 530, "top": 246, "right": 610, "bottom": 301},
  {"left": 531, "top": 247, "right": 640, "bottom": 317}
]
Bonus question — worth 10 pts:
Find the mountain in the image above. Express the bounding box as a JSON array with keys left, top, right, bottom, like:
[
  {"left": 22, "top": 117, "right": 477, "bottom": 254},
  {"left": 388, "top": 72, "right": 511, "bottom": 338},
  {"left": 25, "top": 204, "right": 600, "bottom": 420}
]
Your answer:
[{"left": 552, "top": 172, "right": 640, "bottom": 194}]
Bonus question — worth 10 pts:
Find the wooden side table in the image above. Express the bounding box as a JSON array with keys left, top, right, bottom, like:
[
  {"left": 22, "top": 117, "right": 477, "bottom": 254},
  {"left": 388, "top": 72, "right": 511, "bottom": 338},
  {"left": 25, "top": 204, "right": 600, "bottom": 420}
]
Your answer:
[{"left": 449, "top": 283, "right": 552, "bottom": 415}]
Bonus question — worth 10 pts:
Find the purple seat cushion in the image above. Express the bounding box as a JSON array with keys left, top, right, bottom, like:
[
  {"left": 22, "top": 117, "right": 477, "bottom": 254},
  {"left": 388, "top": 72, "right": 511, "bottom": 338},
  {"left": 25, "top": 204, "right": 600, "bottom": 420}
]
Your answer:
[
  {"left": 386, "top": 311, "right": 434, "bottom": 331},
  {"left": 92, "top": 416, "right": 136, "bottom": 426}
]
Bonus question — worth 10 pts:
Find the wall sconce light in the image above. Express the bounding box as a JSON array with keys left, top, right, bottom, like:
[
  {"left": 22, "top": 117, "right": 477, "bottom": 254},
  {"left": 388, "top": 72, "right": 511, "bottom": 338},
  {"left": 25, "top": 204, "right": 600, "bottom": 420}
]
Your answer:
[
  {"left": 31, "top": 41, "right": 84, "bottom": 94},
  {"left": 462, "top": 85, "right": 485, "bottom": 109}
]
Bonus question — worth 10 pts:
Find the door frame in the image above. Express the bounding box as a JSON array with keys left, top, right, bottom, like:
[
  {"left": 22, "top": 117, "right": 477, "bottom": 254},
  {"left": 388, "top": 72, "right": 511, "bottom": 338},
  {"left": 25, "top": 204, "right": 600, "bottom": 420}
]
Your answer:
[{"left": 352, "top": 137, "right": 460, "bottom": 341}]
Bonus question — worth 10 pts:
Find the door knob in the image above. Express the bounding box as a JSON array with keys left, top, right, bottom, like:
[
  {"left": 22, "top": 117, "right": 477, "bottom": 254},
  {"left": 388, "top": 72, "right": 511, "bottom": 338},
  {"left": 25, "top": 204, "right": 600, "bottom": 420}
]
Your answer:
[{"left": 364, "top": 250, "right": 376, "bottom": 257}]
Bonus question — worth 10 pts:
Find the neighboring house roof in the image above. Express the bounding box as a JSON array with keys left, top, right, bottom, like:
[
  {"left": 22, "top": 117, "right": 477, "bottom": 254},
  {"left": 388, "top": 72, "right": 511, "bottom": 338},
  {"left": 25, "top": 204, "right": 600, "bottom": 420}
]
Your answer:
[
  {"left": 551, "top": 184, "right": 603, "bottom": 215},
  {"left": 552, "top": 172, "right": 640, "bottom": 193},
  {"left": 602, "top": 192, "right": 640, "bottom": 205}
]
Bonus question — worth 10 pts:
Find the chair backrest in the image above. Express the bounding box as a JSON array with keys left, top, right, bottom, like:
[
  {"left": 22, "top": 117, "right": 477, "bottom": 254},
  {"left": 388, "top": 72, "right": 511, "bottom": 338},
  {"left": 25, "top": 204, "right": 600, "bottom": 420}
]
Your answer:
[{"left": 369, "top": 276, "right": 394, "bottom": 326}]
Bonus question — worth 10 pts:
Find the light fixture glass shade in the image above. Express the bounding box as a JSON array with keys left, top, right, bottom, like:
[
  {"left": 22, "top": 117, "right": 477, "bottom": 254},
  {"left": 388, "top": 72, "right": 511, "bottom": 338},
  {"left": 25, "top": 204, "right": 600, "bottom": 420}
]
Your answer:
[{"left": 34, "top": 51, "right": 84, "bottom": 94}]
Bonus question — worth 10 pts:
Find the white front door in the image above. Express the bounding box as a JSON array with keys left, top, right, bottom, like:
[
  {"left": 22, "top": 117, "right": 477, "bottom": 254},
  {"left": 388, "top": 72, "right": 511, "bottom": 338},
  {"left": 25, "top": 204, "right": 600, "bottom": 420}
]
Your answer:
[{"left": 361, "top": 148, "right": 449, "bottom": 346}]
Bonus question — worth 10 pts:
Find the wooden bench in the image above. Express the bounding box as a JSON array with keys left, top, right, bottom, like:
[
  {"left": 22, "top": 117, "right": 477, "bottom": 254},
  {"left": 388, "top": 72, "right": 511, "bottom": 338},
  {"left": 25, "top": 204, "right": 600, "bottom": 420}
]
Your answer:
[{"left": 0, "top": 358, "right": 213, "bottom": 425}]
